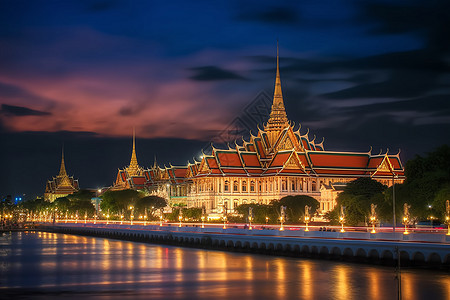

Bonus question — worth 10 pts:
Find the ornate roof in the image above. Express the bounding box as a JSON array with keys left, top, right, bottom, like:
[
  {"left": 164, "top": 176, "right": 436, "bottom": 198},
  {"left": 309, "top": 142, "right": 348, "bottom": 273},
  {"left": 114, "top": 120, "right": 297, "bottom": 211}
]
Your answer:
[{"left": 141, "top": 46, "right": 405, "bottom": 184}]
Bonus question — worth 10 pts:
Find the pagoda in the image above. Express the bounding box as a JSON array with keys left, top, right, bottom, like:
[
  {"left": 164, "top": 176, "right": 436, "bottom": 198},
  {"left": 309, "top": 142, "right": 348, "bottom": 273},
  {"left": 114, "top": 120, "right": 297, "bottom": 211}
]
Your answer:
[
  {"left": 44, "top": 148, "right": 79, "bottom": 202},
  {"left": 145, "top": 46, "right": 405, "bottom": 214}
]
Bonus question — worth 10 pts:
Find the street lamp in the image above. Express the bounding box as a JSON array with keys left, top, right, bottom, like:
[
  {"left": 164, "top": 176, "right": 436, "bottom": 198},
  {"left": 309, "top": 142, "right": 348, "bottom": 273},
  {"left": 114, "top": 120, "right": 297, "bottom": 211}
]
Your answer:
[
  {"left": 428, "top": 205, "right": 433, "bottom": 228},
  {"left": 129, "top": 205, "right": 134, "bottom": 225},
  {"left": 403, "top": 203, "right": 410, "bottom": 235},
  {"left": 222, "top": 205, "right": 227, "bottom": 229},
  {"left": 280, "top": 206, "right": 286, "bottom": 231},
  {"left": 370, "top": 203, "right": 377, "bottom": 234},
  {"left": 248, "top": 207, "right": 253, "bottom": 230},
  {"left": 304, "top": 205, "right": 311, "bottom": 232},
  {"left": 339, "top": 206, "right": 345, "bottom": 233},
  {"left": 179, "top": 208, "right": 183, "bottom": 227},
  {"left": 446, "top": 200, "right": 450, "bottom": 236}
]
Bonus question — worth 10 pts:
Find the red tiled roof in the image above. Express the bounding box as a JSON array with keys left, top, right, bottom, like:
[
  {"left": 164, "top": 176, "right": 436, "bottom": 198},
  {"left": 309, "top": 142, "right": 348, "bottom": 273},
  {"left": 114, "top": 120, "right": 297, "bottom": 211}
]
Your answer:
[
  {"left": 308, "top": 152, "right": 370, "bottom": 169},
  {"left": 216, "top": 151, "right": 243, "bottom": 167}
]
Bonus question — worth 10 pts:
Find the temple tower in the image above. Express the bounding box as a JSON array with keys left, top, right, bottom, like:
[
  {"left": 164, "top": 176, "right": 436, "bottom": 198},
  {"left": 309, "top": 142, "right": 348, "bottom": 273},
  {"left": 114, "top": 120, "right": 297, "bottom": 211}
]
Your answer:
[{"left": 264, "top": 43, "right": 290, "bottom": 147}]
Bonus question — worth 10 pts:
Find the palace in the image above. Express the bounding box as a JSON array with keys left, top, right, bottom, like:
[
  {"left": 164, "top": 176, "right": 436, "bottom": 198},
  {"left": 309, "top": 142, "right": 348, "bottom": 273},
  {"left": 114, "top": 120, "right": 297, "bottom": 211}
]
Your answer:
[
  {"left": 44, "top": 149, "right": 79, "bottom": 202},
  {"left": 111, "top": 48, "right": 405, "bottom": 214}
]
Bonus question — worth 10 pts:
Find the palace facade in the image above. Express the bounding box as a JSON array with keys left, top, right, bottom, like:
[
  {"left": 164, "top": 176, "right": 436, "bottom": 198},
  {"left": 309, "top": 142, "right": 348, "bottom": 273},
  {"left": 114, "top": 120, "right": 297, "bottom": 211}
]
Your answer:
[
  {"left": 111, "top": 49, "right": 405, "bottom": 214},
  {"left": 44, "top": 149, "right": 79, "bottom": 202}
]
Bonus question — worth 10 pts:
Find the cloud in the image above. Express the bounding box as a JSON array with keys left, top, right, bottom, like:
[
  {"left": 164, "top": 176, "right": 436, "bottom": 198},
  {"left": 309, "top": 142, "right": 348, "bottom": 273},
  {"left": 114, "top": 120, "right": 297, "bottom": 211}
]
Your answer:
[
  {"left": 0, "top": 104, "right": 51, "bottom": 117},
  {"left": 236, "top": 6, "right": 300, "bottom": 25},
  {"left": 189, "top": 66, "right": 246, "bottom": 81},
  {"left": 358, "top": 0, "right": 450, "bottom": 53}
]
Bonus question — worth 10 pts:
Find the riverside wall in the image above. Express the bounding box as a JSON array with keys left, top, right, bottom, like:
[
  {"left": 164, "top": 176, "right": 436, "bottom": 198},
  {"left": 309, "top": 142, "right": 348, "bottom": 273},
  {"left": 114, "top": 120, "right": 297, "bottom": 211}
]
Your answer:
[{"left": 37, "top": 223, "right": 450, "bottom": 268}]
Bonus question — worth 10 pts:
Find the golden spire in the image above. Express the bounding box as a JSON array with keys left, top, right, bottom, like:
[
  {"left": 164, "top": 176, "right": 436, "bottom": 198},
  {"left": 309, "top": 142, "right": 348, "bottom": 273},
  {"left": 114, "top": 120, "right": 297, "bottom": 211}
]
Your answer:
[
  {"left": 126, "top": 127, "right": 142, "bottom": 176},
  {"left": 56, "top": 146, "right": 73, "bottom": 188},
  {"left": 130, "top": 127, "right": 138, "bottom": 167},
  {"left": 273, "top": 41, "right": 284, "bottom": 108},
  {"left": 58, "top": 146, "right": 68, "bottom": 178},
  {"left": 264, "top": 43, "right": 289, "bottom": 146}
]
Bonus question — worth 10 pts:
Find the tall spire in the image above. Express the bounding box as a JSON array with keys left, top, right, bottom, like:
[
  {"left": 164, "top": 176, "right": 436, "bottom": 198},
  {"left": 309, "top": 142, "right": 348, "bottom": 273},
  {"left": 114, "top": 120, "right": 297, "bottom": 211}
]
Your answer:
[
  {"left": 273, "top": 41, "right": 284, "bottom": 106},
  {"left": 264, "top": 43, "right": 289, "bottom": 146},
  {"left": 58, "top": 146, "right": 67, "bottom": 177},
  {"left": 126, "top": 127, "right": 142, "bottom": 176}
]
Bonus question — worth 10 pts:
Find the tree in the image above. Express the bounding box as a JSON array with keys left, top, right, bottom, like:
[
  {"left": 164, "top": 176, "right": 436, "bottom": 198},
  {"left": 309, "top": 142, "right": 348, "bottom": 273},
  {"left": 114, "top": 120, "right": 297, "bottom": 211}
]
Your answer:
[
  {"left": 134, "top": 195, "right": 167, "bottom": 218},
  {"left": 235, "top": 204, "right": 277, "bottom": 224},
  {"left": 327, "top": 178, "right": 387, "bottom": 226},
  {"left": 183, "top": 207, "right": 202, "bottom": 221},
  {"left": 275, "top": 195, "right": 320, "bottom": 224},
  {"left": 395, "top": 145, "right": 450, "bottom": 221},
  {"left": 100, "top": 189, "right": 142, "bottom": 218},
  {"left": 432, "top": 185, "right": 450, "bottom": 221}
]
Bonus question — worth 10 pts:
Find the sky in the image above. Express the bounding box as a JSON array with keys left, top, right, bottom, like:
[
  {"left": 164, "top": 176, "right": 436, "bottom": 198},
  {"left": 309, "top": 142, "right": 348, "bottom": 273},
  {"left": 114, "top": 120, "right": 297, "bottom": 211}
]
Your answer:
[{"left": 1, "top": 0, "right": 449, "bottom": 200}]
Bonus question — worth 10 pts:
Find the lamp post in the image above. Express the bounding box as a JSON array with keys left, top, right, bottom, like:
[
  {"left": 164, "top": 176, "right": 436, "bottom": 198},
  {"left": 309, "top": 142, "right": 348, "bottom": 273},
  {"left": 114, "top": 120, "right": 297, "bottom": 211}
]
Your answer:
[
  {"left": 159, "top": 208, "right": 164, "bottom": 226},
  {"left": 446, "top": 200, "right": 450, "bottom": 236},
  {"left": 339, "top": 206, "right": 345, "bottom": 233},
  {"left": 106, "top": 209, "right": 110, "bottom": 225},
  {"left": 403, "top": 203, "right": 410, "bottom": 235},
  {"left": 179, "top": 208, "right": 183, "bottom": 227},
  {"left": 428, "top": 204, "right": 433, "bottom": 228},
  {"left": 280, "top": 206, "right": 286, "bottom": 231},
  {"left": 222, "top": 205, "right": 227, "bottom": 229},
  {"left": 304, "top": 205, "right": 311, "bottom": 232},
  {"left": 392, "top": 174, "right": 397, "bottom": 232},
  {"left": 370, "top": 203, "right": 377, "bottom": 234},
  {"left": 201, "top": 204, "right": 206, "bottom": 228},
  {"left": 129, "top": 205, "right": 134, "bottom": 225},
  {"left": 248, "top": 207, "right": 253, "bottom": 230}
]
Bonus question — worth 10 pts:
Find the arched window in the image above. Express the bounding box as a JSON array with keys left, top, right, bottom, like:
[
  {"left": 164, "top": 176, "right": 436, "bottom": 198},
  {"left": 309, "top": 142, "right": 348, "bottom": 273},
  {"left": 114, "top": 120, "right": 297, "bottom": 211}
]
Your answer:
[
  {"left": 282, "top": 180, "right": 287, "bottom": 191},
  {"left": 233, "top": 181, "right": 238, "bottom": 192},
  {"left": 224, "top": 181, "right": 229, "bottom": 192},
  {"left": 233, "top": 200, "right": 239, "bottom": 209},
  {"left": 242, "top": 181, "right": 247, "bottom": 192},
  {"left": 250, "top": 181, "right": 255, "bottom": 192}
]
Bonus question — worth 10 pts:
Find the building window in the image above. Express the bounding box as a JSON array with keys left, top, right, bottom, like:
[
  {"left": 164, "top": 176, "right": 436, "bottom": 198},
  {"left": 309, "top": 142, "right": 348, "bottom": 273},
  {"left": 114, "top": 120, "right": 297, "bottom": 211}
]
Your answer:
[
  {"left": 234, "top": 200, "right": 239, "bottom": 209},
  {"left": 233, "top": 181, "right": 238, "bottom": 192},
  {"left": 250, "top": 181, "right": 255, "bottom": 192},
  {"left": 282, "top": 180, "right": 287, "bottom": 191},
  {"left": 242, "top": 181, "right": 247, "bottom": 192},
  {"left": 224, "top": 181, "right": 229, "bottom": 192}
]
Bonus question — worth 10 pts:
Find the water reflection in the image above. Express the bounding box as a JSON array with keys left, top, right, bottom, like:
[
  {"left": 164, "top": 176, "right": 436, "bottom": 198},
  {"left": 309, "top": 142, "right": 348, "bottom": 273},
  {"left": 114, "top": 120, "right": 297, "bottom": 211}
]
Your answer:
[{"left": 0, "top": 231, "right": 449, "bottom": 300}]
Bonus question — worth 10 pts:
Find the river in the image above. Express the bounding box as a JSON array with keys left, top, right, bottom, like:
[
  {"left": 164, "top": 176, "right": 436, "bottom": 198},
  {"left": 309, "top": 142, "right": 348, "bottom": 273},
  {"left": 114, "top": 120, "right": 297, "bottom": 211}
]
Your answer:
[{"left": 1, "top": 231, "right": 449, "bottom": 299}]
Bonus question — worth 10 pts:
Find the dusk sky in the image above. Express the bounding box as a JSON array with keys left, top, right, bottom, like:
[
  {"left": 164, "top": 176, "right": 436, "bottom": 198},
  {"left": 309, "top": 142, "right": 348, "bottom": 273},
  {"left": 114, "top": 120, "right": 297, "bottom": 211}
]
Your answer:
[{"left": 1, "top": 0, "right": 449, "bottom": 199}]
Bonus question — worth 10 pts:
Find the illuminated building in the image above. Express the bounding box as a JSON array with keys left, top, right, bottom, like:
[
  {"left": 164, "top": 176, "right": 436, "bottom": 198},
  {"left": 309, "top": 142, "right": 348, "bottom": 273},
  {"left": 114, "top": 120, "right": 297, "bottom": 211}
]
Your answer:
[
  {"left": 140, "top": 48, "right": 405, "bottom": 214},
  {"left": 44, "top": 149, "right": 79, "bottom": 202}
]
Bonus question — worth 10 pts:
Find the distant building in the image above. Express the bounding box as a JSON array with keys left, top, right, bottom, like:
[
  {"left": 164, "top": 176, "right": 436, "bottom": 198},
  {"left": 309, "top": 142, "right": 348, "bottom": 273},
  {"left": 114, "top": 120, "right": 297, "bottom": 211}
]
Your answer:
[{"left": 44, "top": 149, "right": 79, "bottom": 202}]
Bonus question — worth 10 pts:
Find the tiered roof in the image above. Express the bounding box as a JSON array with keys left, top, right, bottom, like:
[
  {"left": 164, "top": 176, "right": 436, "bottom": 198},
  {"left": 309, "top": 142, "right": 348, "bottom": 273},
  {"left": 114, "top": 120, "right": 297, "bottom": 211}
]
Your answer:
[
  {"left": 112, "top": 130, "right": 147, "bottom": 190},
  {"left": 44, "top": 148, "right": 79, "bottom": 200},
  {"left": 136, "top": 46, "right": 405, "bottom": 187}
]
